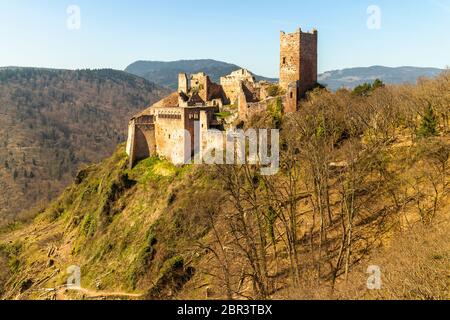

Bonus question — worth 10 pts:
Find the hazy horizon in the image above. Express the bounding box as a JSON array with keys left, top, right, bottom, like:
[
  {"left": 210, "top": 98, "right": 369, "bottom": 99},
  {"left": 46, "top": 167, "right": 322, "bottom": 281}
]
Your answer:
[
  {"left": 1, "top": 0, "right": 449, "bottom": 77},
  {"left": 0, "top": 63, "right": 446, "bottom": 79}
]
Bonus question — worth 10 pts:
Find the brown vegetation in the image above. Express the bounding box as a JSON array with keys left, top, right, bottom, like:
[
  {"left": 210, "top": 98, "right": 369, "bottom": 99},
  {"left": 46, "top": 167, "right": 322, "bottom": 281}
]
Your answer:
[
  {"left": 0, "top": 72, "right": 448, "bottom": 300},
  {"left": 196, "top": 72, "right": 449, "bottom": 299},
  {"left": 0, "top": 68, "right": 168, "bottom": 225}
]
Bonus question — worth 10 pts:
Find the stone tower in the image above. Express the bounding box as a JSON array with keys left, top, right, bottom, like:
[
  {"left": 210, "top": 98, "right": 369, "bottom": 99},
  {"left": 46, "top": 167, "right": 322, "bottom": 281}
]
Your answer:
[
  {"left": 280, "top": 28, "right": 318, "bottom": 112},
  {"left": 178, "top": 73, "right": 189, "bottom": 93}
]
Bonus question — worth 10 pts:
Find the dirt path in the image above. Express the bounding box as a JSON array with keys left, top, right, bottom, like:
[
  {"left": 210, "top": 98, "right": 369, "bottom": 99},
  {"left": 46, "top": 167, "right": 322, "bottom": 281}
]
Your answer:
[{"left": 53, "top": 286, "right": 143, "bottom": 300}]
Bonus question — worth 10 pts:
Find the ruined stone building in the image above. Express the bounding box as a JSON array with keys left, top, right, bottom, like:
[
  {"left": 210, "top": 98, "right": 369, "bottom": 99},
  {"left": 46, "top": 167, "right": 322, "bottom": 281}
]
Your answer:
[
  {"left": 280, "top": 28, "right": 318, "bottom": 113},
  {"left": 126, "top": 27, "right": 318, "bottom": 167},
  {"left": 126, "top": 70, "right": 265, "bottom": 167}
]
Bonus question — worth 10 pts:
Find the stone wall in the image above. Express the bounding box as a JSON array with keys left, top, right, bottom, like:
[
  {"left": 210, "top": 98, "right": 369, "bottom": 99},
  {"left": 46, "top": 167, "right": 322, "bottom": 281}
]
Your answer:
[
  {"left": 127, "top": 115, "right": 157, "bottom": 168},
  {"left": 279, "top": 28, "right": 318, "bottom": 101},
  {"left": 299, "top": 30, "right": 318, "bottom": 95},
  {"left": 190, "top": 73, "right": 209, "bottom": 102},
  {"left": 178, "top": 73, "right": 189, "bottom": 93},
  {"left": 220, "top": 69, "right": 256, "bottom": 104},
  {"left": 285, "top": 82, "right": 298, "bottom": 113},
  {"left": 280, "top": 30, "right": 301, "bottom": 91},
  {"left": 134, "top": 125, "right": 156, "bottom": 161},
  {"left": 184, "top": 107, "right": 217, "bottom": 160},
  {"left": 154, "top": 108, "right": 186, "bottom": 164}
]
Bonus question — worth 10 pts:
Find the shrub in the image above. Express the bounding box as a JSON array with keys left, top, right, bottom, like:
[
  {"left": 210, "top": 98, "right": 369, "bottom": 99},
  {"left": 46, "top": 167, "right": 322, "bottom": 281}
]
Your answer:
[
  {"left": 266, "top": 84, "right": 285, "bottom": 97},
  {"left": 418, "top": 103, "right": 439, "bottom": 138},
  {"left": 353, "top": 79, "right": 385, "bottom": 96},
  {"left": 268, "top": 97, "right": 283, "bottom": 128}
]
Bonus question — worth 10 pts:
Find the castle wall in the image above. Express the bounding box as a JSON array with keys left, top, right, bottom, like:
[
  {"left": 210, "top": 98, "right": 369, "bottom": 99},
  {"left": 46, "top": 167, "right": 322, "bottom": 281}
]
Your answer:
[
  {"left": 279, "top": 28, "right": 318, "bottom": 98},
  {"left": 207, "top": 81, "right": 226, "bottom": 103},
  {"left": 238, "top": 84, "right": 249, "bottom": 120},
  {"left": 154, "top": 108, "right": 187, "bottom": 164},
  {"left": 190, "top": 73, "right": 209, "bottom": 102},
  {"left": 126, "top": 120, "right": 135, "bottom": 158},
  {"left": 127, "top": 116, "right": 157, "bottom": 168},
  {"left": 184, "top": 107, "right": 219, "bottom": 158},
  {"left": 127, "top": 26, "right": 319, "bottom": 167},
  {"left": 134, "top": 125, "right": 156, "bottom": 161},
  {"left": 220, "top": 69, "right": 257, "bottom": 105},
  {"left": 178, "top": 73, "right": 189, "bottom": 93},
  {"left": 285, "top": 83, "right": 299, "bottom": 113},
  {"left": 299, "top": 31, "right": 318, "bottom": 95},
  {"left": 280, "top": 30, "right": 301, "bottom": 91}
]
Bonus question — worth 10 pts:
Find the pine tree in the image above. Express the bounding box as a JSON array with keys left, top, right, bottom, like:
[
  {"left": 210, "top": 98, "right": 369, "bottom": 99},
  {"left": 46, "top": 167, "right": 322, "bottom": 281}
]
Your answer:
[
  {"left": 418, "top": 103, "right": 438, "bottom": 138},
  {"left": 372, "top": 78, "right": 385, "bottom": 90}
]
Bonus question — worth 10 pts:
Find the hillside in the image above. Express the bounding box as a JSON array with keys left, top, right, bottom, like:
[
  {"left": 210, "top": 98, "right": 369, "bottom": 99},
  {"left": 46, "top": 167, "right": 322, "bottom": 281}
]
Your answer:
[
  {"left": 0, "top": 68, "right": 169, "bottom": 225},
  {"left": 125, "top": 59, "right": 277, "bottom": 89},
  {"left": 0, "top": 149, "right": 224, "bottom": 300},
  {"left": 319, "top": 66, "right": 445, "bottom": 91},
  {"left": 0, "top": 72, "right": 448, "bottom": 300}
]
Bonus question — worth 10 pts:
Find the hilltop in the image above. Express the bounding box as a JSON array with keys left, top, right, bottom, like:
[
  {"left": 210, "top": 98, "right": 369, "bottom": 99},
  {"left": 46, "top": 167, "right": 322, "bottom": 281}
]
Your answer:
[
  {"left": 125, "top": 59, "right": 278, "bottom": 89},
  {"left": 0, "top": 72, "right": 448, "bottom": 300},
  {"left": 0, "top": 68, "right": 169, "bottom": 225},
  {"left": 319, "top": 66, "right": 445, "bottom": 90}
]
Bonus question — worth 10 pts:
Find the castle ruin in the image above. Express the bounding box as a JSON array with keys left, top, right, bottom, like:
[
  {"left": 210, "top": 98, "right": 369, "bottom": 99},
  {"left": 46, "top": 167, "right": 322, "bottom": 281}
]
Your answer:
[
  {"left": 126, "top": 27, "right": 318, "bottom": 167},
  {"left": 280, "top": 28, "right": 318, "bottom": 113}
]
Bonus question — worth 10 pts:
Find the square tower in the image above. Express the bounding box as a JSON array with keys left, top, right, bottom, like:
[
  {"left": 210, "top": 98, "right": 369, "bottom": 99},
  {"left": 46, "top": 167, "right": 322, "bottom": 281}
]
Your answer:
[
  {"left": 178, "top": 73, "right": 189, "bottom": 93},
  {"left": 280, "top": 28, "right": 318, "bottom": 100}
]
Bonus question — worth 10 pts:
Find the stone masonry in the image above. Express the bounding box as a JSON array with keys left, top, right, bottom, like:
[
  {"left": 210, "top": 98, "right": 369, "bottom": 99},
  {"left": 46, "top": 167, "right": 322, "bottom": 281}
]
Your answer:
[
  {"left": 280, "top": 28, "right": 318, "bottom": 112},
  {"left": 127, "top": 27, "right": 318, "bottom": 167}
]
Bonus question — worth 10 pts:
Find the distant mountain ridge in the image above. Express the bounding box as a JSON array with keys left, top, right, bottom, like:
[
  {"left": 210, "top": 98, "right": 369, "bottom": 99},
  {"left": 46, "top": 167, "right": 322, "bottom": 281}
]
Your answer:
[
  {"left": 318, "top": 66, "right": 445, "bottom": 91},
  {"left": 125, "top": 59, "right": 278, "bottom": 89},
  {"left": 125, "top": 60, "right": 445, "bottom": 91}
]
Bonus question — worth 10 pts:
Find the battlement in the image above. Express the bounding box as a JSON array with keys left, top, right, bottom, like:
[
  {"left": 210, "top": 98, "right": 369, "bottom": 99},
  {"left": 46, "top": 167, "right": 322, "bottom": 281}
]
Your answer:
[
  {"left": 280, "top": 28, "right": 318, "bottom": 36},
  {"left": 280, "top": 26, "right": 318, "bottom": 106}
]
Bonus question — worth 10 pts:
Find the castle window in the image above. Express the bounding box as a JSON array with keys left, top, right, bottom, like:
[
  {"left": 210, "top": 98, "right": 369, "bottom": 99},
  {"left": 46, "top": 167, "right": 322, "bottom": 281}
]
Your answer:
[
  {"left": 283, "top": 57, "right": 286, "bottom": 64},
  {"left": 290, "top": 92, "right": 293, "bottom": 99}
]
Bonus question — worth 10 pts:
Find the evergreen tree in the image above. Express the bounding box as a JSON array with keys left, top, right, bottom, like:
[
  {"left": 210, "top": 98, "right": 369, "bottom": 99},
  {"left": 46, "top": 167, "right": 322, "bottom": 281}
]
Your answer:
[
  {"left": 372, "top": 78, "right": 385, "bottom": 89},
  {"left": 418, "top": 103, "right": 438, "bottom": 138},
  {"left": 352, "top": 82, "right": 372, "bottom": 96},
  {"left": 352, "top": 79, "right": 385, "bottom": 96}
]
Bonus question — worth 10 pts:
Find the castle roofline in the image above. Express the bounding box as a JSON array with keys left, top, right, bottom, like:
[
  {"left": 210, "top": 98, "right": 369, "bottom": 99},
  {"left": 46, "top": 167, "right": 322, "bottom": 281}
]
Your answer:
[
  {"left": 130, "top": 92, "right": 180, "bottom": 119},
  {"left": 280, "top": 27, "right": 317, "bottom": 35}
]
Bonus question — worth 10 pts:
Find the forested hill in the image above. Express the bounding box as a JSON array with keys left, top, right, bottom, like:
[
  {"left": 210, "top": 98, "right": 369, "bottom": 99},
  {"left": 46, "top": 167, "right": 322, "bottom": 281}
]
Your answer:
[
  {"left": 0, "top": 68, "right": 169, "bottom": 224},
  {"left": 125, "top": 59, "right": 278, "bottom": 89}
]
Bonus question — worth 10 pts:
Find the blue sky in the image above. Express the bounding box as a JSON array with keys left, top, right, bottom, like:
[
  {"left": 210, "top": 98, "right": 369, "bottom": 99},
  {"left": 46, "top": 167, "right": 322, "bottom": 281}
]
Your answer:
[{"left": 0, "top": 0, "right": 449, "bottom": 77}]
